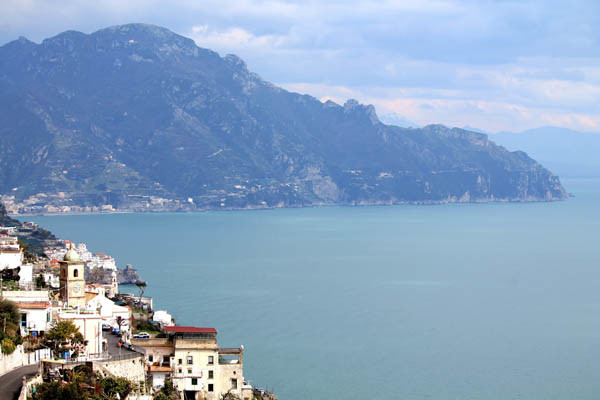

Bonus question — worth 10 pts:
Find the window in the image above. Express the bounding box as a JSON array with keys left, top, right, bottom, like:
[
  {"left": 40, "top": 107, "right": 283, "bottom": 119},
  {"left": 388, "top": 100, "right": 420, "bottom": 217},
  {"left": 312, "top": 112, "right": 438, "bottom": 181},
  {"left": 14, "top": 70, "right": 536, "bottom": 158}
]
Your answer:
[
  {"left": 163, "top": 355, "right": 170, "bottom": 364},
  {"left": 208, "top": 384, "right": 214, "bottom": 392},
  {"left": 178, "top": 368, "right": 182, "bottom": 374},
  {"left": 73, "top": 269, "right": 78, "bottom": 277},
  {"left": 231, "top": 379, "right": 238, "bottom": 389},
  {"left": 191, "top": 378, "right": 198, "bottom": 385},
  {"left": 178, "top": 358, "right": 182, "bottom": 365},
  {"left": 148, "top": 355, "right": 154, "bottom": 362},
  {"left": 208, "top": 370, "right": 214, "bottom": 379},
  {"left": 188, "top": 368, "right": 192, "bottom": 374},
  {"left": 208, "top": 356, "right": 214, "bottom": 365},
  {"left": 187, "top": 356, "right": 193, "bottom": 365},
  {"left": 20, "top": 314, "right": 26, "bottom": 328}
]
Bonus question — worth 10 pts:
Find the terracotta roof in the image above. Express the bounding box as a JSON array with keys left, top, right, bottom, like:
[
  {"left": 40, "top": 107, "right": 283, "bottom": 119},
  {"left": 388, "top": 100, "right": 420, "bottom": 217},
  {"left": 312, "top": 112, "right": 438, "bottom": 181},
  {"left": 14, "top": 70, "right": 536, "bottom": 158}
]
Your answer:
[
  {"left": 148, "top": 365, "right": 172, "bottom": 373},
  {"left": 219, "top": 348, "right": 242, "bottom": 354},
  {"left": 85, "top": 293, "right": 98, "bottom": 303},
  {"left": 15, "top": 302, "right": 50, "bottom": 309},
  {"left": 164, "top": 326, "right": 217, "bottom": 334}
]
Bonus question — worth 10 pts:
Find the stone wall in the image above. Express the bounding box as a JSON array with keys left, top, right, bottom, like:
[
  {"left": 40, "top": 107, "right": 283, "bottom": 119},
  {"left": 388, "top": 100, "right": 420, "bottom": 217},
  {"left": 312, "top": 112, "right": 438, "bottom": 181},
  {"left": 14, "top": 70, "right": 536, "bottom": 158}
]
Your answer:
[
  {"left": 95, "top": 355, "right": 146, "bottom": 384},
  {"left": 0, "top": 345, "right": 50, "bottom": 377},
  {"left": 18, "top": 372, "right": 43, "bottom": 400}
]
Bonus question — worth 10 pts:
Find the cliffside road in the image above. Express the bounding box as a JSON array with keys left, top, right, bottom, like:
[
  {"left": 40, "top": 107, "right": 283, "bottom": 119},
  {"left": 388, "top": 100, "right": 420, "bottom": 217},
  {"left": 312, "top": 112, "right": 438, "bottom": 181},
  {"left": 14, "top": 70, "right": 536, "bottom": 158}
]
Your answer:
[
  {"left": 104, "top": 331, "right": 139, "bottom": 357},
  {"left": 0, "top": 364, "right": 38, "bottom": 400}
]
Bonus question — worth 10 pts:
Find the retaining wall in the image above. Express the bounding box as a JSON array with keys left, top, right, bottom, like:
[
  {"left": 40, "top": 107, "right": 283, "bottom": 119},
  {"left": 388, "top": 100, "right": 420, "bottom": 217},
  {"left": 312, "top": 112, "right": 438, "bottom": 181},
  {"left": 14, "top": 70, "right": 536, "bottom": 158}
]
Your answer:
[
  {"left": 0, "top": 345, "right": 50, "bottom": 377},
  {"left": 95, "top": 355, "right": 146, "bottom": 384}
]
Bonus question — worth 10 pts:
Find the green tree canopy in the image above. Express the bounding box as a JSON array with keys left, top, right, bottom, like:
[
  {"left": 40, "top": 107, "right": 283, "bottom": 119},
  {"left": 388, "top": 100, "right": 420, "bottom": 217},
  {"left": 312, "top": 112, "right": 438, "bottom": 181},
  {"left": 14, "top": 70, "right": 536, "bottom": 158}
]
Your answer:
[
  {"left": 153, "top": 378, "right": 179, "bottom": 400},
  {"left": 0, "top": 298, "right": 21, "bottom": 354},
  {"left": 45, "top": 320, "right": 86, "bottom": 358}
]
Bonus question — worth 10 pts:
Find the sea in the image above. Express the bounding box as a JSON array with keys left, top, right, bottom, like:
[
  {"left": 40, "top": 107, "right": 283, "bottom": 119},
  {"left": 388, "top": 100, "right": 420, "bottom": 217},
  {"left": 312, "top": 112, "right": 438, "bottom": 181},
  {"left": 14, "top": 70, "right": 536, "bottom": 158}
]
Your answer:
[{"left": 23, "top": 178, "right": 600, "bottom": 400}]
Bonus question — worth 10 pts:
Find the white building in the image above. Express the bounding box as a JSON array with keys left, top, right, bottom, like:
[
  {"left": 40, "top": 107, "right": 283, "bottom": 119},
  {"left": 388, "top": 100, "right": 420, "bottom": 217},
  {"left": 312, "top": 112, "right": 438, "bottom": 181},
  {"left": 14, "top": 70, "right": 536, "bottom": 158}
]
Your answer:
[
  {"left": 85, "top": 288, "right": 131, "bottom": 330},
  {"left": 76, "top": 243, "right": 93, "bottom": 261},
  {"left": 3, "top": 290, "right": 52, "bottom": 337},
  {"left": 58, "top": 310, "right": 103, "bottom": 358},
  {"left": 153, "top": 310, "right": 174, "bottom": 328},
  {"left": 43, "top": 271, "right": 60, "bottom": 288},
  {"left": 19, "top": 263, "right": 33, "bottom": 288},
  {"left": 44, "top": 246, "right": 67, "bottom": 262},
  {"left": 132, "top": 326, "right": 251, "bottom": 399},
  {"left": 0, "top": 235, "right": 23, "bottom": 270},
  {"left": 15, "top": 301, "right": 52, "bottom": 337},
  {"left": 88, "top": 253, "right": 117, "bottom": 271},
  {"left": 0, "top": 226, "right": 18, "bottom": 235}
]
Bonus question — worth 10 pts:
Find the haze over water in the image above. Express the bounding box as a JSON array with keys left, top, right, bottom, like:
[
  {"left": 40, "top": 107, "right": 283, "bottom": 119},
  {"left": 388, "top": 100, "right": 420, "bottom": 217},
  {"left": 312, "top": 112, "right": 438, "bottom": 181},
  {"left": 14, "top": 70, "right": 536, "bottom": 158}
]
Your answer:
[{"left": 26, "top": 179, "right": 600, "bottom": 400}]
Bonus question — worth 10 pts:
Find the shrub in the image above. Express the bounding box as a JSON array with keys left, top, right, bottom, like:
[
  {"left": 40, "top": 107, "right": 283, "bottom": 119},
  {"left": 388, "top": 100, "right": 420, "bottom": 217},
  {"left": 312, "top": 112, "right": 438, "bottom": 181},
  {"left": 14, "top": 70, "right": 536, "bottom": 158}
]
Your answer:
[{"left": 1, "top": 337, "right": 16, "bottom": 355}]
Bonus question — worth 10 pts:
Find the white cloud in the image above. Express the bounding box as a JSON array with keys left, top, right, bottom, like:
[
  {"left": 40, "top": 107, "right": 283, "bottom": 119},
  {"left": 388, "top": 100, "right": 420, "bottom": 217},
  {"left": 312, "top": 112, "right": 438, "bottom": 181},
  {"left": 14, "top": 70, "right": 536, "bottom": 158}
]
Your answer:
[
  {"left": 279, "top": 81, "right": 600, "bottom": 133},
  {"left": 0, "top": 0, "right": 599, "bottom": 132},
  {"left": 189, "top": 25, "right": 287, "bottom": 50}
]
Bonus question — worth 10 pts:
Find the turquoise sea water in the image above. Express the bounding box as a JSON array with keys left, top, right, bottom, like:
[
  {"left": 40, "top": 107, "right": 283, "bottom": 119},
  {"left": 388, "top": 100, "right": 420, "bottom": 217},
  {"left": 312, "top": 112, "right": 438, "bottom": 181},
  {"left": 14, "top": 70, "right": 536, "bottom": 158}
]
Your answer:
[{"left": 24, "top": 179, "right": 600, "bottom": 399}]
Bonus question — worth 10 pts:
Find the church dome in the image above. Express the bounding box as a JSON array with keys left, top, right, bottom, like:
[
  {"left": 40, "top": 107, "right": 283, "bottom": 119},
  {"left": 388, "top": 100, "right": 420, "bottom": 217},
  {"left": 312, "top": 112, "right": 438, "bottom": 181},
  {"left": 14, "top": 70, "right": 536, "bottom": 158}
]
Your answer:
[{"left": 64, "top": 247, "right": 80, "bottom": 262}]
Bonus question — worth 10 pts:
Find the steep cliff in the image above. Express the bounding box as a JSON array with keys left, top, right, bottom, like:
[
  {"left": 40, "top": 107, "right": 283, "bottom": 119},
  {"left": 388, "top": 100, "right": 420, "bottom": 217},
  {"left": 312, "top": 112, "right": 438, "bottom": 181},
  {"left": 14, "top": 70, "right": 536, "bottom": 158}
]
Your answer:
[{"left": 0, "top": 24, "right": 566, "bottom": 209}]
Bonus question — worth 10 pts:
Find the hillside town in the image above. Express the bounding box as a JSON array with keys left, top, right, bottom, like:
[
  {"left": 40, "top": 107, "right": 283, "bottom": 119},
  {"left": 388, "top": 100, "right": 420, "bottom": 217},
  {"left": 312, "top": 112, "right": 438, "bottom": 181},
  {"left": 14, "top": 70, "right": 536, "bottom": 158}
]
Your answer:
[
  {"left": 1, "top": 193, "right": 196, "bottom": 216},
  {"left": 0, "top": 223, "right": 273, "bottom": 400}
]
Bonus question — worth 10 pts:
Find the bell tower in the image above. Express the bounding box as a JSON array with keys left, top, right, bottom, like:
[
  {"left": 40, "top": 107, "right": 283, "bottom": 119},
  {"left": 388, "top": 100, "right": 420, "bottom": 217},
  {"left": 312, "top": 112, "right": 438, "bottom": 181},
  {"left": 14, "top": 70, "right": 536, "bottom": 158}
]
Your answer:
[
  {"left": 109, "top": 270, "right": 119, "bottom": 298},
  {"left": 59, "top": 244, "right": 86, "bottom": 308}
]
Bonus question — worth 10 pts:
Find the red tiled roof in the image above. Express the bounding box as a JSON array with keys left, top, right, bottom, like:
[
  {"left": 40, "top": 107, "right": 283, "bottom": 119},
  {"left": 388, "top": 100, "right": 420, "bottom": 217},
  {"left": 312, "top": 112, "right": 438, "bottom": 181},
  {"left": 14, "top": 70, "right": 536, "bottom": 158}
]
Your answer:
[
  {"left": 148, "top": 365, "right": 172, "bottom": 373},
  {"left": 164, "top": 326, "right": 217, "bottom": 334},
  {"left": 15, "top": 302, "right": 50, "bottom": 310}
]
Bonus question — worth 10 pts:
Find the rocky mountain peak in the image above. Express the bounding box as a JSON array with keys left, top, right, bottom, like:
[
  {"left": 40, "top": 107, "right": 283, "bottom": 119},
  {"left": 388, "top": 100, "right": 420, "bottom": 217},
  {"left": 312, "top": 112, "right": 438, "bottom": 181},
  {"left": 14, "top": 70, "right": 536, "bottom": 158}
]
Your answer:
[
  {"left": 0, "top": 24, "right": 567, "bottom": 210},
  {"left": 343, "top": 99, "right": 380, "bottom": 124},
  {"left": 92, "top": 23, "right": 203, "bottom": 59}
]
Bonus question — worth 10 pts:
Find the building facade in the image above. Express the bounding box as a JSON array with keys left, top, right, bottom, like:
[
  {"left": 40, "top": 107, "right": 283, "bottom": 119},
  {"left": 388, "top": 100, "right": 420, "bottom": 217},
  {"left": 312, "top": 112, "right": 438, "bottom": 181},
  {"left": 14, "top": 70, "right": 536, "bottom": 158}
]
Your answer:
[
  {"left": 59, "top": 246, "right": 86, "bottom": 308},
  {"left": 133, "top": 326, "right": 251, "bottom": 400},
  {"left": 0, "top": 235, "right": 23, "bottom": 270}
]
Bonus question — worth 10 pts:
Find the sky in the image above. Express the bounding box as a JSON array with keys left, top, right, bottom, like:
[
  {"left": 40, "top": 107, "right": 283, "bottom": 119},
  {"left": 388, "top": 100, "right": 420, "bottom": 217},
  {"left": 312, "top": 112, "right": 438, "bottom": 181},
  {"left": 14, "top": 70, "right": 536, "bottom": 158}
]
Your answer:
[{"left": 1, "top": 0, "right": 599, "bottom": 133}]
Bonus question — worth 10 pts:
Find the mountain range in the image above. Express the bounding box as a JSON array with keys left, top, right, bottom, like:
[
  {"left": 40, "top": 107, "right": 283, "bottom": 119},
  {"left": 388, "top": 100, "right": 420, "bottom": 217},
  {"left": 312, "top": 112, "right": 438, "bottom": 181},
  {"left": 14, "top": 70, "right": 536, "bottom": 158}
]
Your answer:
[{"left": 0, "top": 23, "right": 566, "bottom": 212}]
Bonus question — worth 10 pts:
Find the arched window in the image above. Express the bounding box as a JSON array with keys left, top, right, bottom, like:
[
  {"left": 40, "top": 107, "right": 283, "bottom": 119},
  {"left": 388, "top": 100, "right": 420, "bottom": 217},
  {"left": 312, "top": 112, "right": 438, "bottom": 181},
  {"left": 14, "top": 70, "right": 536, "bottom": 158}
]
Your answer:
[{"left": 73, "top": 269, "right": 78, "bottom": 278}]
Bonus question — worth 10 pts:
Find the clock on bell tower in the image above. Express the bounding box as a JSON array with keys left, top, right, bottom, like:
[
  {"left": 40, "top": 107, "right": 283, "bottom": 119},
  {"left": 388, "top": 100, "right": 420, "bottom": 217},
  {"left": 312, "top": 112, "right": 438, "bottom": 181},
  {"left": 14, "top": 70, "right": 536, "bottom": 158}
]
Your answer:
[{"left": 59, "top": 244, "right": 86, "bottom": 308}]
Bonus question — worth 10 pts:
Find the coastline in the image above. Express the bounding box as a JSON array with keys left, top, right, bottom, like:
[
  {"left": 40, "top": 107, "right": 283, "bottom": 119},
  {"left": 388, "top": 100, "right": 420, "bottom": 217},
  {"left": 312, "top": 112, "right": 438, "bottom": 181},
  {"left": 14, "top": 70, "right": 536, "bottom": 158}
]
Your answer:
[{"left": 9, "top": 195, "right": 568, "bottom": 217}]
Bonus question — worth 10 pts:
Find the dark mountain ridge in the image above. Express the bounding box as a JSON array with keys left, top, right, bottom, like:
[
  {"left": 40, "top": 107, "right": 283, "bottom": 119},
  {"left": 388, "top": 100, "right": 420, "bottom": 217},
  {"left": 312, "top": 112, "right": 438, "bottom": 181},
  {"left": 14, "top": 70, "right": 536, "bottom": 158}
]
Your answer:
[{"left": 0, "top": 24, "right": 566, "bottom": 211}]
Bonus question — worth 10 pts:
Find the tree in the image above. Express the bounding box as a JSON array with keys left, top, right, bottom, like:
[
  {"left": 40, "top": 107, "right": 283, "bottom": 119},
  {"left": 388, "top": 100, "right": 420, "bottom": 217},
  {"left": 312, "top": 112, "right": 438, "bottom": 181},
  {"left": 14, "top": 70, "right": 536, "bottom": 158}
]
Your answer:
[
  {"left": 135, "top": 281, "right": 147, "bottom": 303},
  {"left": 100, "top": 376, "right": 133, "bottom": 399},
  {"left": 0, "top": 298, "right": 20, "bottom": 335},
  {"left": 87, "top": 268, "right": 107, "bottom": 284},
  {"left": 31, "top": 363, "right": 135, "bottom": 400},
  {"left": 0, "top": 298, "right": 21, "bottom": 354},
  {"left": 153, "top": 378, "right": 179, "bottom": 400},
  {"left": 45, "top": 320, "right": 86, "bottom": 358},
  {"left": 30, "top": 381, "right": 86, "bottom": 400},
  {"left": 35, "top": 274, "right": 47, "bottom": 289},
  {"left": 116, "top": 316, "right": 124, "bottom": 334}
]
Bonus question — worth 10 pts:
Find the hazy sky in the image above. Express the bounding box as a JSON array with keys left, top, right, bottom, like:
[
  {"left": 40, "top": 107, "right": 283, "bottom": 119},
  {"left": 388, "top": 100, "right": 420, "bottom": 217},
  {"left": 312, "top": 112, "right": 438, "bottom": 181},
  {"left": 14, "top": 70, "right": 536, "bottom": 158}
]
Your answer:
[{"left": 1, "top": 0, "right": 599, "bottom": 133}]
